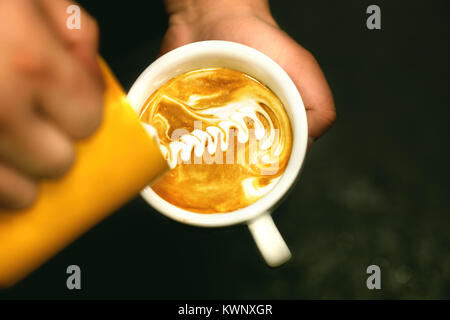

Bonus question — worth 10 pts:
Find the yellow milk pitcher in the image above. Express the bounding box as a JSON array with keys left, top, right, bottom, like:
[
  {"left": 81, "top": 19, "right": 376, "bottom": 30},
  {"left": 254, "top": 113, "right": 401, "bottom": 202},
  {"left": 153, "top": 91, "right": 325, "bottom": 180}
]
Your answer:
[{"left": 0, "top": 59, "right": 168, "bottom": 287}]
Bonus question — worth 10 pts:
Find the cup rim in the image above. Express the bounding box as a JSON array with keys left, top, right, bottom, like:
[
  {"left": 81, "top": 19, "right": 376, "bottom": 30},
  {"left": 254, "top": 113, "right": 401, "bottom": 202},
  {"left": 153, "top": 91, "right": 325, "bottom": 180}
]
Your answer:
[{"left": 127, "top": 40, "right": 308, "bottom": 227}]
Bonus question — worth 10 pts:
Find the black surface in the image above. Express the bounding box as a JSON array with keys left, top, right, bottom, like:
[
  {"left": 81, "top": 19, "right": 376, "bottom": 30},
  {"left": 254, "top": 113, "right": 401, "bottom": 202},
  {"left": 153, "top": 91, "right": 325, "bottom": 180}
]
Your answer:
[{"left": 1, "top": 0, "right": 449, "bottom": 299}]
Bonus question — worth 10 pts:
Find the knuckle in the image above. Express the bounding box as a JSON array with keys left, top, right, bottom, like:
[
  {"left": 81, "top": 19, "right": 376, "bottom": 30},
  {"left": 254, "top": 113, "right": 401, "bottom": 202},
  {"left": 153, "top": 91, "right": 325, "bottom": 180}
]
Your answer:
[
  {"left": 75, "top": 14, "right": 99, "bottom": 48},
  {"left": 301, "top": 48, "right": 317, "bottom": 64},
  {"left": 70, "top": 92, "right": 103, "bottom": 140},
  {"left": 84, "top": 88, "right": 103, "bottom": 135},
  {"left": 77, "top": 102, "right": 102, "bottom": 139},
  {"left": 5, "top": 9, "right": 51, "bottom": 75},
  {"left": 71, "top": 79, "right": 104, "bottom": 140},
  {"left": 44, "top": 142, "right": 75, "bottom": 178},
  {"left": 0, "top": 170, "right": 38, "bottom": 210},
  {"left": 322, "top": 106, "right": 337, "bottom": 130},
  {"left": 57, "top": 64, "right": 103, "bottom": 140},
  {"left": 84, "top": 16, "right": 100, "bottom": 46},
  {"left": 10, "top": 42, "right": 49, "bottom": 78},
  {"left": 324, "top": 94, "right": 337, "bottom": 126},
  {"left": 15, "top": 181, "right": 38, "bottom": 210},
  {"left": 70, "top": 109, "right": 102, "bottom": 140}
]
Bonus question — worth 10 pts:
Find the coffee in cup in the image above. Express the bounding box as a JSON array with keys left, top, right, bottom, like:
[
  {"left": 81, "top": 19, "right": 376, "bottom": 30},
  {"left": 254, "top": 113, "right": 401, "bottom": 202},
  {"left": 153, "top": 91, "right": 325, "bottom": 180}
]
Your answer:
[{"left": 139, "top": 67, "right": 292, "bottom": 213}]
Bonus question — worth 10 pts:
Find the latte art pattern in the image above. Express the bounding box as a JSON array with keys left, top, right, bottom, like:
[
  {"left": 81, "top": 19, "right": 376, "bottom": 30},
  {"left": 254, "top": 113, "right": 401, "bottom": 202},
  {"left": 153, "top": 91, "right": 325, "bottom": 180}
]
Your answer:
[
  {"left": 140, "top": 68, "right": 292, "bottom": 213},
  {"left": 160, "top": 98, "right": 280, "bottom": 170}
]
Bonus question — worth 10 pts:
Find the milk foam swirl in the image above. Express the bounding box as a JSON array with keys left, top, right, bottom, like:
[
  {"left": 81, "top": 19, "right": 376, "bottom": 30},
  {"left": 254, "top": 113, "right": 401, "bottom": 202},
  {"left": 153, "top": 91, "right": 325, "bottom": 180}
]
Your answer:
[
  {"left": 160, "top": 97, "right": 280, "bottom": 169},
  {"left": 139, "top": 68, "right": 292, "bottom": 213}
]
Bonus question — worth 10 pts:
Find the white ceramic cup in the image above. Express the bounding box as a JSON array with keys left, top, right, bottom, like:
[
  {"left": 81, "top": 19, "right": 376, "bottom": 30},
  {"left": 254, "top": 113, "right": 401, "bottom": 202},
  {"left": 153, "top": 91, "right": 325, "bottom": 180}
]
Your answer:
[{"left": 127, "top": 40, "right": 308, "bottom": 267}]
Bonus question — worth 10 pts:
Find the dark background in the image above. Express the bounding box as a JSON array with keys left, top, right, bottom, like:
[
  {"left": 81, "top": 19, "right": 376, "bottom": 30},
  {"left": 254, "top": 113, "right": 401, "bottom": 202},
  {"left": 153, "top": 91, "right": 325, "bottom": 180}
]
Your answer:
[{"left": 1, "top": 0, "right": 449, "bottom": 299}]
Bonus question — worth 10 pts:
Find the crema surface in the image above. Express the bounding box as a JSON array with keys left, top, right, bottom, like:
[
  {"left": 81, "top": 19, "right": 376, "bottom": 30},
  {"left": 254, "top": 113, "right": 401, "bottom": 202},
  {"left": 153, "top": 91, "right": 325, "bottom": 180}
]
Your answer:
[{"left": 140, "top": 68, "right": 292, "bottom": 213}]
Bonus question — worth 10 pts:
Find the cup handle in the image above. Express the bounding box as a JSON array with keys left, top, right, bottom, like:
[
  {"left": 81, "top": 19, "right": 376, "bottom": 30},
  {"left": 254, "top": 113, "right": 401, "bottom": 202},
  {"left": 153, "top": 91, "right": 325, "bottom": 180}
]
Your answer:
[{"left": 247, "top": 213, "right": 291, "bottom": 267}]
